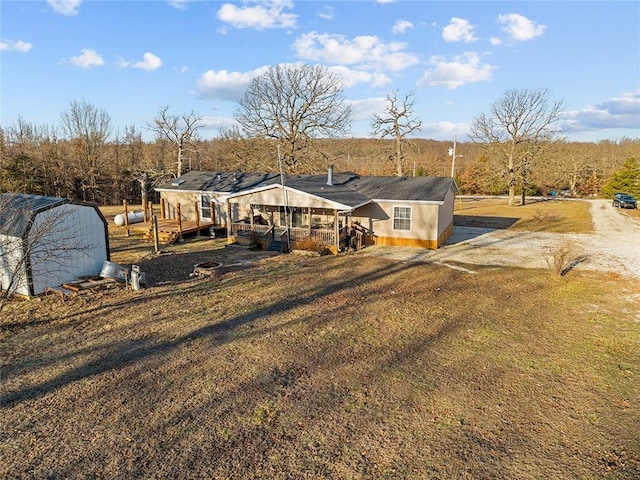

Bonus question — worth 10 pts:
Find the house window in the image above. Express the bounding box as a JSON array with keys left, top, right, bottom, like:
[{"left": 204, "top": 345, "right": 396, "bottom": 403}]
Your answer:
[
  {"left": 279, "top": 206, "right": 303, "bottom": 227},
  {"left": 393, "top": 206, "right": 412, "bottom": 231},
  {"left": 200, "top": 195, "right": 212, "bottom": 219}
]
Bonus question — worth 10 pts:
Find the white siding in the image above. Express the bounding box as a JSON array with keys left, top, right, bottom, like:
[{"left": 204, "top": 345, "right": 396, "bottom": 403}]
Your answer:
[
  {"left": 228, "top": 186, "right": 345, "bottom": 211},
  {"left": 437, "top": 187, "right": 456, "bottom": 237},
  {"left": 0, "top": 235, "right": 28, "bottom": 296},
  {"left": 28, "top": 204, "right": 108, "bottom": 295}
]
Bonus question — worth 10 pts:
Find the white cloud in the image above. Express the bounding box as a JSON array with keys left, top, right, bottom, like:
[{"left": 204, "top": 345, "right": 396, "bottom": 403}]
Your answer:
[
  {"left": 69, "top": 49, "right": 104, "bottom": 68},
  {"left": 317, "top": 6, "right": 334, "bottom": 20},
  {"left": 417, "top": 52, "right": 494, "bottom": 89},
  {"left": 497, "top": 13, "right": 546, "bottom": 42},
  {"left": 392, "top": 20, "right": 414, "bottom": 35},
  {"left": 562, "top": 90, "right": 640, "bottom": 132},
  {"left": 196, "top": 66, "right": 270, "bottom": 100},
  {"left": 0, "top": 39, "right": 33, "bottom": 52},
  {"left": 47, "top": 0, "right": 81, "bottom": 16},
  {"left": 196, "top": 63, "right": 393, "bottom": 104},
  {"left": 168, "top": 0, "right": 190, "bottom": 9},
  {"left": 420, "top": 121, "right": 470, "bottom": 141},
  {"left": 347, "top": 97, "right": 389, "bottom": 123},
  {"left": 442, "top": 17, "right": 477, "bottom": 43},
  {"left": 216, "top": 0, "right": 297, "bottom": 30},
  {"left": 327, "top": 66, "right": 391, "bottom": 89},
  {"left": 132, "top": 52, "right": 163, "bottom": 71},
  {"left": 293, "top": 31, "right": 419, "bottom": 72},
  {"left": 200, "top": 115, "right": 237, "bottom": 133}
]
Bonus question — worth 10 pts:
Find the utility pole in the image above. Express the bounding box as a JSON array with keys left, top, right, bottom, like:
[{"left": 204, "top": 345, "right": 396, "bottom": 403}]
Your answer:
[{"left": 448, "top": 135, "right": 463, "bottom": 178}]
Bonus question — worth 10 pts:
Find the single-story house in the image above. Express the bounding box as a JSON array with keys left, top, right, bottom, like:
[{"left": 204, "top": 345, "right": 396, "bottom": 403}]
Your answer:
[
  {"left": 155, "top": 167, "right": 458, "bottom": 251},
  {"left": 0, "top": 193, "right": 110, "bottom": 297}
]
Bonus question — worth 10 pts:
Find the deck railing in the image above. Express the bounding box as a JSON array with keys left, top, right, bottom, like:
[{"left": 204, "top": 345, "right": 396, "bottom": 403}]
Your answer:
[
  {"left": 289, "top": 227, "right": 335, "bottom": 244},
  {"left": 231, "top": 223, "right": 271, "bottom": 237}
]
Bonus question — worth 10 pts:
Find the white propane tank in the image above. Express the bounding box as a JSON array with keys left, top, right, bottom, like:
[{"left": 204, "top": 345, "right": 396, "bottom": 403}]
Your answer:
[{"left": 114, "top": 211, "right": 145, "bottom": 226}]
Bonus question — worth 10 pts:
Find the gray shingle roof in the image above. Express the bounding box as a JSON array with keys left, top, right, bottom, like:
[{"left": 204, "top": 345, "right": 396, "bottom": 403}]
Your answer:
[
  {"left": 0, "top": 193, "right": 66, "bottom": 238},
  {"left": 281, "top": 173, "right": 371, "bottom": 208},
  {"left": 343, "top": 176, "right": 457, "bottom": 202},
  {"left": 156, "top": 171, "right": 457, "bottom": 208},
  {"left": 156, "top": 171, "right": 281, "bottom": 193}
]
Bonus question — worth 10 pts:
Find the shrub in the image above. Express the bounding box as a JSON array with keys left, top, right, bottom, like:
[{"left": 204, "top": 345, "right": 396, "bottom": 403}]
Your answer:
[
  {"left": 541, "top": 241, "right": 585, "bottom": 276},
  {"left": 533, "top": 207, "right": 561, "bottom": 224},
  {"left": 292, "top": 236, "right": 329, "bottom": 253}
]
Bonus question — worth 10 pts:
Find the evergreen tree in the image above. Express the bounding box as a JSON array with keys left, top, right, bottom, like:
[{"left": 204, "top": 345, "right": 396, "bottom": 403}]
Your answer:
[{"left": 601, "top": 157, "right": 640, "bottom": 197}]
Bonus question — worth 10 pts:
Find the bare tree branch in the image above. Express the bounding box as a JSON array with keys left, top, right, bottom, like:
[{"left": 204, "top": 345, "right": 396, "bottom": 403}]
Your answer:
[
  {"left": 146, "top": 106, "right": 203, "bottom": 177},
  {"left": 371, "top": 90, "right": 422, "bottom": 176},
  {"left": 235, "top": 64, "right": 352, "bottom": 173},
  {"left": 469, "top": 88, "right": 565, "bottom": 205}
]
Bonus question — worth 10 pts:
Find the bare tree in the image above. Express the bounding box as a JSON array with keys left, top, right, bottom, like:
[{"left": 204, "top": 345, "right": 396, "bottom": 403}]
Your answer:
[
  {"left": 235, "top": 64, "right": 352, "bottom": 173},
  {"left": 469, "top": 88, "right": 565, "bottom": 205},
  {"left": 146, "top": 106, "right": 203, "bottom": 178},
  {"left": 371, "top": 90, "right": 422, "bottom": 177},
  {"left": 60, "top": 100, "right": 113, "bottom": 202}
]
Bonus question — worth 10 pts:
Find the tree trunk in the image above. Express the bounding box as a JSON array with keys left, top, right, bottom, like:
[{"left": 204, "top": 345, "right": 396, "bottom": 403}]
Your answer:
[{"left": 177, "top": 143, "right": 183, "bottom": 177}]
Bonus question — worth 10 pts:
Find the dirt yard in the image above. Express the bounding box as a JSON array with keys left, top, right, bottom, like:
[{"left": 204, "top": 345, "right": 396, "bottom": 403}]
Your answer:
[{"left": 1, "top": 198, "right": 639, "bottom": 479}]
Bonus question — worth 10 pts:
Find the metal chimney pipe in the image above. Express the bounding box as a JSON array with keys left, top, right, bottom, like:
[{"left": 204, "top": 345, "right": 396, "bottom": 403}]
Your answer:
[{"left": 327, "top": 164, "right": 334, "bottom": 186}]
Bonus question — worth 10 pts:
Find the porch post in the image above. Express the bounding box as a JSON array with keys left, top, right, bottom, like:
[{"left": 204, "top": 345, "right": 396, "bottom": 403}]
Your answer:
[
  {"left": 123, "top": 199, "right": 130, "bottom": 237},
  {"left": 226, "top": 200, "right": 232, "bottom": 242},
  {"left": 307, "top": 207, "right": 312, "bottom": 235},
  {"left": 334, "top": 209, "right": 339, "bottom": 252},
  {"left": 194, "top": 201, "right": 200, "bottom": 235},
  {"left": 210, "top": 199, "right": 216, "bottom": 225}
]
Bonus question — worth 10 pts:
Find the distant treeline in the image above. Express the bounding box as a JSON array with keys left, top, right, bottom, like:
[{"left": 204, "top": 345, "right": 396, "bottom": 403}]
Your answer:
[{"left": 1, "top": 123, "right": 638, "bottom": 205}]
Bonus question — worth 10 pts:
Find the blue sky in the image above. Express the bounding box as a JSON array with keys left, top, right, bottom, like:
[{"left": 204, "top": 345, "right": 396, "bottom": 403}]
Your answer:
[{"left": 1, "top": 0, "right": 639, "bottom": 142}]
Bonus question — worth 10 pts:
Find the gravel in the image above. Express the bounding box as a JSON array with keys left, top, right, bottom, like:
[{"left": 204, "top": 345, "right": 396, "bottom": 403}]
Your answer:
[{"left": 357, "top": 200, "right": 640, "bottom": 279}]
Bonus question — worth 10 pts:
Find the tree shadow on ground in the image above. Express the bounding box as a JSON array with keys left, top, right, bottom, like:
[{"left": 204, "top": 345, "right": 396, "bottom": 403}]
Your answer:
[
  {"left": 0, "top": 258, "right": 416, "bottom": 408},
  {"left": 454, "top": 215, "right": 520, "bottom": 229}
]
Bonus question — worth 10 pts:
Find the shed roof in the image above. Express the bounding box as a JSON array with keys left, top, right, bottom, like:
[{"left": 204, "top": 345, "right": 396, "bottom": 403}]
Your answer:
[{"left": 0, "top": 193, "right": 67, "bottom": 238}]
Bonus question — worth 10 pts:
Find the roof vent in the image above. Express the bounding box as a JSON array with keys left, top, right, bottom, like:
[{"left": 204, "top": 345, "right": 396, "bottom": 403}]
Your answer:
[
  {"left": 171, "top": 179, "right": 185, "bottom": 186},
  {"left": 327, "top": 164, "right": 334, "bottom": 186}
]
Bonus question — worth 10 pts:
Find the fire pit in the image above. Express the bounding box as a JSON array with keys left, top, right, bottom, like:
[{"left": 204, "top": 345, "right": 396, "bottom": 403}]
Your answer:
[{"left": 192, "top": 261, "right": 223, "bottom": 277}]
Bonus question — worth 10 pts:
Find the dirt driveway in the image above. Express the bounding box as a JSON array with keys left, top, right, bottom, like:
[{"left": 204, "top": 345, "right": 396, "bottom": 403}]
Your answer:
[{"left": 357, "top": 200, "right": 640, "bottom": 279}]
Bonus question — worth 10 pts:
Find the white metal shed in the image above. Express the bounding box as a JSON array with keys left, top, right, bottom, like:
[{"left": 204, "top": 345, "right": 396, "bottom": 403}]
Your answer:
[{"left": 0, "top": 193, "right": 110, "bottom": 297}]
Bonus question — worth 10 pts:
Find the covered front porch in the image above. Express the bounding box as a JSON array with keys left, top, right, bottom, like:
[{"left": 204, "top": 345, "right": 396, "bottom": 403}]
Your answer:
[{"left": 228, "top": 204, "right": 366, "bottom": 253}]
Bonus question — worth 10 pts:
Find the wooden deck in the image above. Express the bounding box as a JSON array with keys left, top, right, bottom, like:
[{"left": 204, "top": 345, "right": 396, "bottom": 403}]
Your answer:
[{"left": 127, "top": 218, "right": 217, "bottom": 244}]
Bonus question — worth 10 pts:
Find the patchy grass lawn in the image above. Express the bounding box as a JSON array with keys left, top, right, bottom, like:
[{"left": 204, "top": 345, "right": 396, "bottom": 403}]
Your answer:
[
  {"left": 2, "top": 213, "right": 639, "bottom": 479},
  {"left": 455, "top": 197, "right": 594, "bottom": 233}
]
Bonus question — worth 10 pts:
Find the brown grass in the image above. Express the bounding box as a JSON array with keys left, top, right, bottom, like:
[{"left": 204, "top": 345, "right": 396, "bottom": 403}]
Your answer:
[
  {"left": 455, "top": 197, "right": 594, "bottom": 233},
  {"left": 1, "top": 201, "right": 639, "bottom": 479}
]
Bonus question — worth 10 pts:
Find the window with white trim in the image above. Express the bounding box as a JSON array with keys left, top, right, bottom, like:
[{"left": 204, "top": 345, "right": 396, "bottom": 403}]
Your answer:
[
  {"left": 393, "top": 206, "right": 412, "bottom": 231},
  {"left": 200, "top": 195, "right": 212, "bottom": 219}
]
